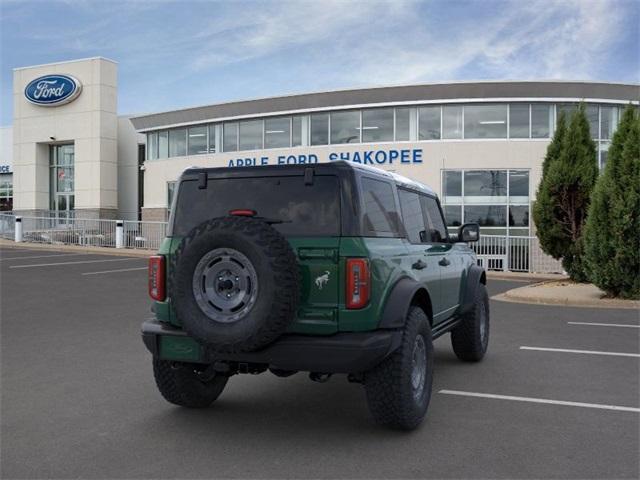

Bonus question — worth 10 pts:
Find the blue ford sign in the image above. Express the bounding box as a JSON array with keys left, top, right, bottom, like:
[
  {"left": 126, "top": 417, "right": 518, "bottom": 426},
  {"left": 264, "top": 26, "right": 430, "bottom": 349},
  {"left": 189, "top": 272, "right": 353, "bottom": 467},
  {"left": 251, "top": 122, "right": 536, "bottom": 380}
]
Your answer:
[{"left": 24, "top": 74, "right": 82, "bottom": 106}]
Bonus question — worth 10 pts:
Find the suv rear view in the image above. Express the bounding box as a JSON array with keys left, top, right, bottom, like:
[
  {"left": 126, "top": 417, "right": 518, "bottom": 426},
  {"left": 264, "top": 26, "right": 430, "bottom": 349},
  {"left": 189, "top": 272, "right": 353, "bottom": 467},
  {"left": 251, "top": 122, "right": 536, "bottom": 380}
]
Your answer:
[{"left": 143, "top": 161, "right": 489, "bottom": 429}]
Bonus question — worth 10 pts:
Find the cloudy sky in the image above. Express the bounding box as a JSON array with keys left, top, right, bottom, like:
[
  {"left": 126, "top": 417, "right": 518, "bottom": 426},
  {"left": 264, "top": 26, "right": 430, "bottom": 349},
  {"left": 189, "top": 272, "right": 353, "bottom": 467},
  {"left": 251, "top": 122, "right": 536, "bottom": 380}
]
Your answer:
[{"left": 1, "top": 0, "right": 638, "bottom": 125}]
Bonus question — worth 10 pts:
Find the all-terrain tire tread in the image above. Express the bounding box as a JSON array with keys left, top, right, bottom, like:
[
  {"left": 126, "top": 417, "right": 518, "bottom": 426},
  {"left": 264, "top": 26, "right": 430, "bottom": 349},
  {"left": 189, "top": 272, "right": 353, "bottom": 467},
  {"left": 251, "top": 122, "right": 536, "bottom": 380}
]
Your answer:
[
  {"left": 153, "top": 359, "right": 228, "bottom": 408},
  {"left": 451, "top": 283, "right": 489, "bottom": 362}
]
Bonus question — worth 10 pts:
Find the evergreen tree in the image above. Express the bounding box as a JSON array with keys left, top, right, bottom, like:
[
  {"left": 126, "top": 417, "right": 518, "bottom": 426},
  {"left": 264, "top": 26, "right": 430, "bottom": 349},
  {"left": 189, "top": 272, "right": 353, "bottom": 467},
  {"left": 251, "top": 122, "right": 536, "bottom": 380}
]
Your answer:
[
  {"left": 533, "top": 104, "right": 598, "bottom": 281},
  {"left": 584, "top": 106, "right": 640, "bottom": 298}
]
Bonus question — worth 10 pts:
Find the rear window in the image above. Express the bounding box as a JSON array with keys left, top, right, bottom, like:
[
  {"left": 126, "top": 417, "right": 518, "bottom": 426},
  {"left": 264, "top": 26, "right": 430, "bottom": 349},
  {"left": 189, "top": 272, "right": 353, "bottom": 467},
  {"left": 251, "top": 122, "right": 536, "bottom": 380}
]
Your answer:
[{"left": 172, "top": 175, "right": 341, "bottom": 237}]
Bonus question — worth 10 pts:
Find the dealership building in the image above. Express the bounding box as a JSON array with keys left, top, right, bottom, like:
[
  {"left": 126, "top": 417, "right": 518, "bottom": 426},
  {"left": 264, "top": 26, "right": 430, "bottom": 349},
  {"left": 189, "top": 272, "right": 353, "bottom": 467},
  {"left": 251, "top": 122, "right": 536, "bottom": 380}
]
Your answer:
[{"left": 4, "top": 57, "right": 638, "bottom": 239}]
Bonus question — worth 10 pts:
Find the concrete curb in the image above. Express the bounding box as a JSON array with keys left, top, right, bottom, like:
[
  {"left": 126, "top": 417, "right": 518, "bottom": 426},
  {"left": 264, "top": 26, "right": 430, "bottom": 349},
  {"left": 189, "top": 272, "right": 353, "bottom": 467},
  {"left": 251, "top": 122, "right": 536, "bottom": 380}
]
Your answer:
[
  {"left": 487, "top": 271, "right": 568, "bottom": 282},
  {"left": 0, "top": 238, "right": 154, "bottom": 258},
  {"left": 493, "top": 281, "right": 640, "bottom": 310}
]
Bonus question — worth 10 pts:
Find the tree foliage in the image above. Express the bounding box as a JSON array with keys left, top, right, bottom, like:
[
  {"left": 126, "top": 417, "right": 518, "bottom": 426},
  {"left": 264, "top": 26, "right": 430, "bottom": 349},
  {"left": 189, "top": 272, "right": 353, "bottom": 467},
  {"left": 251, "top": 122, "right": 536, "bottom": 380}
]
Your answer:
[
  {"left": 533, "top": 105, "right": 598, "bottom": 281},
  {"left": 584, "top": 106, "right": 640, "bottom": 298}
]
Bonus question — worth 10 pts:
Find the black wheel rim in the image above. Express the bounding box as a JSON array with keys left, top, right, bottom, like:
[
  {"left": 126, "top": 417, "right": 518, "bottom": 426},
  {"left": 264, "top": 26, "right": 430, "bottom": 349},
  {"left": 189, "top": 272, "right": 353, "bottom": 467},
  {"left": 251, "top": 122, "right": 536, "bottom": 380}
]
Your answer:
[{"left": 192, "top": 247, "right": 259, "bottom": 323}]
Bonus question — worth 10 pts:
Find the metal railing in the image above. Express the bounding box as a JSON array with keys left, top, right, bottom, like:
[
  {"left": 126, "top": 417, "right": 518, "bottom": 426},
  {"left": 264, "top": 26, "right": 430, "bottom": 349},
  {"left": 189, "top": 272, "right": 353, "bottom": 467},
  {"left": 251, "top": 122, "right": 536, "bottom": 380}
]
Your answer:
[
  {"left": 472, "top": 235, "right": 564, "bottom": 274},
  {"left": 20, "top": 216, "right": 118, "bottom": 247},
  {"left": 123, "top": 220, "right": 167, "bottom": 250},
  {"left": 1, "top": 214, "right": 168, "bottom": 251}
]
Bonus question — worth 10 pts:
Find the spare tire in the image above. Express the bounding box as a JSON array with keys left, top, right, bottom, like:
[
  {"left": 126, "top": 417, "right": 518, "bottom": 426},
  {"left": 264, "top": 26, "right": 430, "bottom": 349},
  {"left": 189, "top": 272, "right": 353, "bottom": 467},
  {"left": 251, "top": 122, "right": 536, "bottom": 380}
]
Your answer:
[{"left": 170, "top": 216, "right": 300, "bottom": 353}]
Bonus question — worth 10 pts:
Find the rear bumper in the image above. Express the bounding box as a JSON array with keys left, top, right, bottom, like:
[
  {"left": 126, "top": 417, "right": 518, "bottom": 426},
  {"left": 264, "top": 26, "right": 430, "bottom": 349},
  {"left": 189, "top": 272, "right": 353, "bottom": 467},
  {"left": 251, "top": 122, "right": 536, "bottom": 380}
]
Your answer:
[{"left": 141, "top": 320, "right": 402, "bottom": 374}]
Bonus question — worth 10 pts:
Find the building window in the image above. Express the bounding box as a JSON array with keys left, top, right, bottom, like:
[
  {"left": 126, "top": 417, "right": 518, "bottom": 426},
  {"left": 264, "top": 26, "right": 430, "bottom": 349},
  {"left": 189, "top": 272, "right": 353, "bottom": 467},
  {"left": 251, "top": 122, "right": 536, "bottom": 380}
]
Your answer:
[
  {"left": 362, "top": 108, "right": 394, "bottom": 143},
  {"left": 586, "top": 104, "right": 599, "bottom": 140},
  {"left": 147, "top": 132, "right": 158, "bottom": 160},
  {"left": 187, "top": 126, "right": 207, "bottom": 155},
  {"left": 509, "top": 104, "right": 529, "bottom": 139},
  {"left": 442, "top": 105, "right": 463, "bottom": 139},
  {"left": 419, "top": 106, "right": 441, "bottom": 140},
  {"left": 292, "top": 116, "right": 303, "bottom": 147},
  {"left": 443, "top": 170, "right": 462, "bottom": 204},
  {"left": 265, "top": 117, "right": 291, "bottom": 149},
  {"left": 0, "top": 173, "right": 12, "bottom": 211},
  {"left": 600, "top": 106, "right": 619, "bottom": 140},
  {"left": 463, "top": 170, "right": 507, "bottom": 203},
  {"left": 330, "top": 110, "right": 360, "bottom": 144},
  {"left": 239, "top": 119, "right": 263, "bottom": 151},
  {"left": 223, "top": 122, "right": 238, "bottom": 152},
  {"left": 464, "top": 104, "right": 507, "bottom": 139},
  {"left": 531, "top": 104, "right": 552, "bottom": 138},
  {"left": 310, "top": 113, "right": 329, "bottom": 145},
  {"left": 158, "top": 131, "right": 168, "bottom": 159},
  {"left": 441, "top": 169, "right": 530, "bottom": 236},
  {"left": 168, "top": 129, "right": 187, "bottom": 157},
  {"left": 49, "top": 144, "right": 75, "bottom": 217},
  {"left": 208, "top": 124, "right": 217, "bottom": 153},
  {"left": 395, "top": 107, "right": 411, "bottom": 141}
]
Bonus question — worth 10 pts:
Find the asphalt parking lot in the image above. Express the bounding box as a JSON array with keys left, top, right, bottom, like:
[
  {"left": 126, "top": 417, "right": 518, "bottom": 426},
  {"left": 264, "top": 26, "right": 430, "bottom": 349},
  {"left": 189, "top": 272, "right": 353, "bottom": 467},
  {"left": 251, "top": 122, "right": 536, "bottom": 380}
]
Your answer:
[{"left": 1, "top": 245, "right": 638, "bottom": 479}]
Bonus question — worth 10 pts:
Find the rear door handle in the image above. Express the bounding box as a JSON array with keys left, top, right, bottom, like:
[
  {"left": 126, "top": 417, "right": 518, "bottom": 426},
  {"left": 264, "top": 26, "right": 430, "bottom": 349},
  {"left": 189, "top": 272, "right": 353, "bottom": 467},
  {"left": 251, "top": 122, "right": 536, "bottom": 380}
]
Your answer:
[
  {"left": 412, "top": 259, "right": 427, "bottom": 270},
  {"left": 439, "top": 257, "right": 451, "bottom": 267}
]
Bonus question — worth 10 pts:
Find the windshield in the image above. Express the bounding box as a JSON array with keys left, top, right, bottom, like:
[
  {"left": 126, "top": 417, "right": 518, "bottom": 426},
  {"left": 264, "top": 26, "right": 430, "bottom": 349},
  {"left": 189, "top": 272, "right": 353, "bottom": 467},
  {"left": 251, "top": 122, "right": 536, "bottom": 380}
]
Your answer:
[{"left": 171, "top": 174, "right": 341, "bottom": 237}]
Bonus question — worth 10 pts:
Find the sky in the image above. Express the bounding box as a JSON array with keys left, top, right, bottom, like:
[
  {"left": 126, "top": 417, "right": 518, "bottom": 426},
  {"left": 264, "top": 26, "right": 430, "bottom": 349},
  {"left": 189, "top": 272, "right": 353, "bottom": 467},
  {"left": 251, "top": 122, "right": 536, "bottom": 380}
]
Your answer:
[{"left": 0, "top": 0, "right": 638, "bottom": 126}]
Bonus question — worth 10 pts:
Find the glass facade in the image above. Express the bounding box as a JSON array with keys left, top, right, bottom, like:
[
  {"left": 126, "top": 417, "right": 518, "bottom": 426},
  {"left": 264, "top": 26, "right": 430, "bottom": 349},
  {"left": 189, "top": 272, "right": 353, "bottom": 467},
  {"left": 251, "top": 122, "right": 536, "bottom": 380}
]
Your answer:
[
  {"left": 362, "top": 108, "right": 394, "bottom": 143},
  {"left": 442, "top": 169, "right": 530, "bottom": 236},
  {"left": 143, "top": 102, "right": 624, "bottom": 164},
  {"left": 464, "top": 104, "right": 507, "bottom": 139},
  {"left": 0, "top": 173, "right": 12, "bottom": 211},
  {"left": 330, "top": 110, "right": 360, "bottom": 144},
  {"left": 49, "top": 144, "right": 75, "bottom": 217}
]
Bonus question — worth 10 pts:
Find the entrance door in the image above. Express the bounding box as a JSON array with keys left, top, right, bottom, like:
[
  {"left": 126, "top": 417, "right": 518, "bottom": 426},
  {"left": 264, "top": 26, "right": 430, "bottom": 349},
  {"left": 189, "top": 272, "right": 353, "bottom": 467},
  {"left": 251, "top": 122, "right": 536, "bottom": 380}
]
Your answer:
[{"left": 50, "top": 144, "right": 75, "bottom": 222}]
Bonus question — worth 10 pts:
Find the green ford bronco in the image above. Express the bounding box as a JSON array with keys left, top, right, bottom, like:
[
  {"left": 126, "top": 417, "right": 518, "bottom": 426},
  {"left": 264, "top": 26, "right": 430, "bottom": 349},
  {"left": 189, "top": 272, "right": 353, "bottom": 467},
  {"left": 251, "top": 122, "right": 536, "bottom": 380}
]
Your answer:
[{"left": 142, "top": 161, "right": 489, "bottom": 429}]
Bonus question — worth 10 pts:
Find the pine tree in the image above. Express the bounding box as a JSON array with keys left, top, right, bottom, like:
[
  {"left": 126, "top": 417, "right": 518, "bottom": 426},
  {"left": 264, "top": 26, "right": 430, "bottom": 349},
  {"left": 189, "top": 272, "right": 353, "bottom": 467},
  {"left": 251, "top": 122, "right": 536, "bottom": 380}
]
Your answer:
[
  {"left": 584, "top": 106, "right": 640, "bottom": 298},
  {"left": 533, "top": 104, "right": 598, "bottom": 281}
]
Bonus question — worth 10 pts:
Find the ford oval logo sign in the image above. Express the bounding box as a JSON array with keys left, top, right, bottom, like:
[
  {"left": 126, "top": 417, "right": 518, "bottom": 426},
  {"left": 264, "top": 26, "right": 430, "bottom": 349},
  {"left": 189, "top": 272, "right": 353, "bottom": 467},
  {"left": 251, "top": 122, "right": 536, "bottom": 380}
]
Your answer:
[{"left": 24, "top": 74, "right": 82, "bottom": 106}]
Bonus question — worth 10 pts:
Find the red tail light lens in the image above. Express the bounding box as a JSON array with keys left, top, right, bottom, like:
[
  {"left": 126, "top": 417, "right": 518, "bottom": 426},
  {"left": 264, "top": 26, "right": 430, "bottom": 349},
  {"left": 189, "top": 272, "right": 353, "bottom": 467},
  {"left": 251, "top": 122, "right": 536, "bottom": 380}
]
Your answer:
[
  {"left": 229, "top": 209, "right": 256, "bottom": 217},
  {"left": 148, "top": 255, "right": 166, "bottom": 301},
  {"left": 346, "top": 258, "right": 370, "bottom": 309}
]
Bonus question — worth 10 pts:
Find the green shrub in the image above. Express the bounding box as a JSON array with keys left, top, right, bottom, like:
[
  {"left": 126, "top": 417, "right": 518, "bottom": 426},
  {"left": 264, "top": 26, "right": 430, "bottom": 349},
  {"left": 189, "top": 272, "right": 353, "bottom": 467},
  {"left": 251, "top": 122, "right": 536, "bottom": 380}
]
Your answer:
[
  {"left": 533, "top": 105, "right": 598, "bottom": 281},
  {"left": 584, "top": 106, "right": 640, "bottom": 299}
]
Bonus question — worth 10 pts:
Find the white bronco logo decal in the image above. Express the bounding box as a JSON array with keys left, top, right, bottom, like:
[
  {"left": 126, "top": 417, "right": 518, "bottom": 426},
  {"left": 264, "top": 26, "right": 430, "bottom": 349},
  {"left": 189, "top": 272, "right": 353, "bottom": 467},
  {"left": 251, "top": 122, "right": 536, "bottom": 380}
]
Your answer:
[{"left": 315, "top": 271, "right": 330, "bottom": 290}]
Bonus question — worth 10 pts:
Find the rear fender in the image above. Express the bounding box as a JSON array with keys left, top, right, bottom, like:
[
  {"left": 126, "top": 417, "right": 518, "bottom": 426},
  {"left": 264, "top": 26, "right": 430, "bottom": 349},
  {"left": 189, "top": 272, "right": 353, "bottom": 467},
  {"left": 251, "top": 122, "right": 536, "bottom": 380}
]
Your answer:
[{"left": 378, "top": 277, "right": 433, "bottom": 329}]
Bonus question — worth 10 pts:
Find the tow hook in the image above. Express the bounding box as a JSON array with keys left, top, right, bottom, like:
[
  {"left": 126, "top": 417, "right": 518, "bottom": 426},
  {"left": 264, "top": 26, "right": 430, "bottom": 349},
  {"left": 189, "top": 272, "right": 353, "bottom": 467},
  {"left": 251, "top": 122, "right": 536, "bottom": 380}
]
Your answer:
[{"left": 309, "top": 372, "right": 332, "bottom": 383}]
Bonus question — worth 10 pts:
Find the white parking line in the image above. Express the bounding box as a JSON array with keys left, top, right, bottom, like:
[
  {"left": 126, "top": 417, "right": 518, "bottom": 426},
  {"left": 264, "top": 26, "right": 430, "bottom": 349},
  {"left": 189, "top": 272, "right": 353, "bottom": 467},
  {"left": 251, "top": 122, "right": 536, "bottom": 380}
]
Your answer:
[
  {"left": 438, "top": 390, "right": 640, "bottom": 413},
  {"left": 10, "top": 258, "right": 143, "bottom": 269},
  {"left": 520, "top": 346, "right": 640, "bottom": 358},
  {"left": 82, "top": 267, "right": 148, "bottom": 276},
  {"left": 0, "top": 253, "right": 87, "bottom": 261},
  {"left": 568, "top": 321, "right": 640, "bottom": 329}
]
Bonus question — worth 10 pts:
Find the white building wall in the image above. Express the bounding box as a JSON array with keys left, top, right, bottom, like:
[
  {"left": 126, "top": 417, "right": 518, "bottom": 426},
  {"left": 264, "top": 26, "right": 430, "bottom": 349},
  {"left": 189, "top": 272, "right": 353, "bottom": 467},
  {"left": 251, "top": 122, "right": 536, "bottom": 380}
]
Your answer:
[
  {"left": 0, "top": 126, "right": 13, "bottom": 170},
  {"left": 117, "top": 116, "right": 144, "bottom": 220},
  {"left": 12, "top": 57, "right": 118, "bottom": 217}
]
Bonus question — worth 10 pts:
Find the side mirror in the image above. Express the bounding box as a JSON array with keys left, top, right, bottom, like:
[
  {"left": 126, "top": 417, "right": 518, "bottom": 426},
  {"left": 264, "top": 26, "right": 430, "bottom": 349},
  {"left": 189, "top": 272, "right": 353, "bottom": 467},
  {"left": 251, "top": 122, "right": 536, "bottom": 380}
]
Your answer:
[{"left": 459, "top": 223, "right": 480, "bottom": 242}]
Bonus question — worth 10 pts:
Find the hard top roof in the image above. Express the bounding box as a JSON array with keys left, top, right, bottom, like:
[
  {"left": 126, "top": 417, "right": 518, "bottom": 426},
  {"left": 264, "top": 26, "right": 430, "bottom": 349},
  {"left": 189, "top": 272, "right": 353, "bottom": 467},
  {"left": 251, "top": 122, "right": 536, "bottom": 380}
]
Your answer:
[{"left": 181, "top": 161, "right": 436, "bottom": 196}]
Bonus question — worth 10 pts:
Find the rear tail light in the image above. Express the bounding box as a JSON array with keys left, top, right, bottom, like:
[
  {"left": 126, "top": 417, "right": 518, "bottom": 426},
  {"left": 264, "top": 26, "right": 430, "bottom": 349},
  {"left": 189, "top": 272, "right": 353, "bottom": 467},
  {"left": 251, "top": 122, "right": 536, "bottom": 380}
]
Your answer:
[
  {"left": 229, "top": 209, "right": 257, "bottom": 217},
  {"left": 346, "top": 258, "right": 370, "bottom": 309},
  {"left": 148, "top": 255, "right": 166, "bottom": 301}
]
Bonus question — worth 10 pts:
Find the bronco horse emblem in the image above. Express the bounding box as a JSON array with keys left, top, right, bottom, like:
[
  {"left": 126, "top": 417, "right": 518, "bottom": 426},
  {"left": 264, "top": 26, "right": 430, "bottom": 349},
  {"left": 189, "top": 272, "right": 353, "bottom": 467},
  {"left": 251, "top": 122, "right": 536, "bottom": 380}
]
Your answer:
[{"left": 315, "top": 271, "right": 330, "bottom": 290}]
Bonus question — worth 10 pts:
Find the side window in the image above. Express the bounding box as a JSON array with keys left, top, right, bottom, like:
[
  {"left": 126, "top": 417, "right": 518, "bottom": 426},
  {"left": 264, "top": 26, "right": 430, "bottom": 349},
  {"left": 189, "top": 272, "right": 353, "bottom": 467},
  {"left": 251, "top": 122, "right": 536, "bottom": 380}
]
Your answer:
[
  {"left": 361, "top": 177, "right": 399, "bottom": 235},
  {"left": 421, "top": 196, "right": 448, "bottom": 243},
  {"left": 398, "top": 189, "right": 427, "bottom": 243}
]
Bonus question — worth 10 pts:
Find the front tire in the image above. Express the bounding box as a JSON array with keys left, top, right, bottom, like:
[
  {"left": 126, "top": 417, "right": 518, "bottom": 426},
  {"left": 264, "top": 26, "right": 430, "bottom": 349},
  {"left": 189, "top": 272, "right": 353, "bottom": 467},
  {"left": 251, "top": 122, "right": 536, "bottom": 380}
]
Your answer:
[
  {"left": 451, "top": 283, "right": 490, "bottom": 362},
  {"left": 153, "top": 359, "right": 228, "bottom": 408},
  {"left": 364, "top": 306, "right": 433, "bottom": 430}
]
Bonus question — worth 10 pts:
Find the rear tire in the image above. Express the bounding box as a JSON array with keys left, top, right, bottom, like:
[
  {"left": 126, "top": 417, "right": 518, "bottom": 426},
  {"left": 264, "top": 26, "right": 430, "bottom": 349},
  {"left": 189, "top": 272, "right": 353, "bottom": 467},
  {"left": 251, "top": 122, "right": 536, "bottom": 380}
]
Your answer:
[
  {"left": 153, "top": 359, "right": 228, "bottom": 408},
  {"left": 364, "top": 306, "right": 433, "bottom": 430},
  {"left": 451, "top": 283, "right": 490, "bottom": 362}
]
